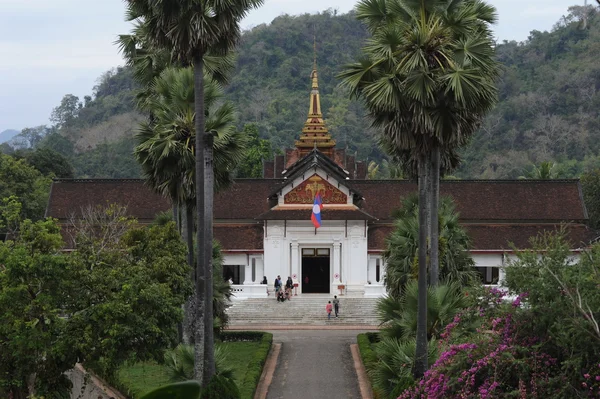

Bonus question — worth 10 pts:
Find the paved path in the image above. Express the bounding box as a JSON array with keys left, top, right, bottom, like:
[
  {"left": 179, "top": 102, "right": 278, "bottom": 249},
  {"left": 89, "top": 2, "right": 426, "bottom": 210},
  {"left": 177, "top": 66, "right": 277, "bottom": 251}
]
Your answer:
[{"left": 265, "top": 330, "right": 368, "bottom": 399}]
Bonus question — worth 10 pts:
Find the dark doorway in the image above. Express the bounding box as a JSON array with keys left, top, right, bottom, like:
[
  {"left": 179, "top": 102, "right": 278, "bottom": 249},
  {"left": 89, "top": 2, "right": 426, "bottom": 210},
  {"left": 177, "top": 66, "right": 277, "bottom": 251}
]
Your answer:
[
  {"left": 301, "top": 248, "right": 330, "bottom": 293},
  {"left": 223, "top": 264, "right": 242, "bottom": 284}
]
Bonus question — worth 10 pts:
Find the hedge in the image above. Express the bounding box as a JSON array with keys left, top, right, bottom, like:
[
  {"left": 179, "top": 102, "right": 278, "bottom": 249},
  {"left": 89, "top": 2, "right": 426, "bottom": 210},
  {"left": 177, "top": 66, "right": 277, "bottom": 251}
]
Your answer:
[
  {"left": 219, "top": 331, "right": 273, "bottom": 399},
  {"left": 357, "top": 333, "right": 380, "bottom": 399},
  {"left": 220, "top": 331, "right": 267, "bottom": 342}
]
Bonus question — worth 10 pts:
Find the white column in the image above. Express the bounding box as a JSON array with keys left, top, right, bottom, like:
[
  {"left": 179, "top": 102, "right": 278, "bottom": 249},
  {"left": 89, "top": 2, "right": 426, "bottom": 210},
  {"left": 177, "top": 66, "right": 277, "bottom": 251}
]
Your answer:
[
  {"left": 291, "top": 241, "right": 299, "bottom": 282},
  {"left": 243, "top": 257, "right": 252, "bottom": 285},
  {"left": 256, "top": 257, "right": 264, "bottom": 284},
  {"left": 332, "top": 241, "right": 341, "bottom": 284}
]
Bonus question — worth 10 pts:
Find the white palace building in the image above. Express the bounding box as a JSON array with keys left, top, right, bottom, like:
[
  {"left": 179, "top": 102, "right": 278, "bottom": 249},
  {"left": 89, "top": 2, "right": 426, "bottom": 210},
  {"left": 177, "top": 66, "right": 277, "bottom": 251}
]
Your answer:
[{"left": 46, "top": 65, "right": 592, "bottom": 299}]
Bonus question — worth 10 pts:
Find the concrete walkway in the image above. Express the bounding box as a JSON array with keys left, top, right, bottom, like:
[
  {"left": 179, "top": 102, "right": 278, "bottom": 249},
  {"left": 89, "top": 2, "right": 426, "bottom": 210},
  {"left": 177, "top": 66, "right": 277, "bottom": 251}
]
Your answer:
[{"left": 264, "top": 330, "right": 370, "bottom": 399}]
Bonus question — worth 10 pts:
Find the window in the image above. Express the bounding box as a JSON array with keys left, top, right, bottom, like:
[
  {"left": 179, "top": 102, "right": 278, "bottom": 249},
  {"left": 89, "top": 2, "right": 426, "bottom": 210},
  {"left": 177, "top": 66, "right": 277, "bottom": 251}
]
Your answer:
[
  {"left": 302, "top": 248, "right": 315, "bottom": 256},
  {"left": 316, "top": 248, "right": 330, "bottom": 256},
  {"left": 251, "top": 258, "right": 256, "bottom": 282},
  {"left": 376, "top": 258, "right": 381, "bottom": 283},
  {"left": 476, "top": 267, "right": 500, "bottom": 285}
]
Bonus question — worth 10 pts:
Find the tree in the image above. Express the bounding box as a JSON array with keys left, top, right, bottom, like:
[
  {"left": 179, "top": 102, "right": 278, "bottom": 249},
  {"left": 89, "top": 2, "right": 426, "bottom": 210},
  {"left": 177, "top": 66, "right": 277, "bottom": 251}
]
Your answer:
[
  {"left": 372, "top": 281, "right": 468, "bottom": 397},
  {"left": 383, "top": 195, "right": 477, "bottom": 300},
  {"left": 24, "top": 148, "right": 74, "bottom": 178},
  {"left": 581, "top": 169, "right": 600, "bottom": 230},
  {"left": 134, "top": 66, "right": 247, "bottom": 343},
  {"left": 16, "top": 125, "right": 51, "bottom": 148},
  {"left": 50, "top": 94, "right": 81, "bottom": 130},
  {"left": 0, "top": 202, "right": 192, "bottom": 398},
  {"left": 123, "top": 0, "right": 264, "bottom": 384},
  {"left": 38, "top": 131, "right": 75, "bottom": 158},
  {"left": 524, "top": 161, "right": 560, "bottom": 179},
  {"left": 0, "top": 153, "right": 51, "bottom": 221},
  {"left": 235, "top": 123, "right": 272, "bottom": 178},
  {"left": 340, "top": 0, "right": 499, "bottom": 376}
]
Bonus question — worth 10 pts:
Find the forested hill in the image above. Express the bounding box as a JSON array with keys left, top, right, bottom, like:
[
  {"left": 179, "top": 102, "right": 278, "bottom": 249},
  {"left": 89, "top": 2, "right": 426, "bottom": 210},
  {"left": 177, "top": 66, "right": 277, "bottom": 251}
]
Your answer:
[
  {"left": 460, "top": 5, "right": 600, "bottom": 178},
  {"left": 225, "top": 10, "right": 376, "bottom": 159},
  {"left": 6, "top": 5, "right": 599, "bottom": 179}
]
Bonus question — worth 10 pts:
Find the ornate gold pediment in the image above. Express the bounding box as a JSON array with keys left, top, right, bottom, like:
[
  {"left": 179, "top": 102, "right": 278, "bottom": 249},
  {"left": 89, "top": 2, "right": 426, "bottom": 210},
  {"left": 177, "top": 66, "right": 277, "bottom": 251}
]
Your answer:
[{"left": 284, "top": 174, "right": 347, "bottom": 204}]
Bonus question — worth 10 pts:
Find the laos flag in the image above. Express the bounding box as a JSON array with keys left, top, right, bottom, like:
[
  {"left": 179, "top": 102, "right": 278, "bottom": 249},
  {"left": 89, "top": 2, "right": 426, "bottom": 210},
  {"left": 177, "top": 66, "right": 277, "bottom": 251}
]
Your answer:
[{"left": 311, "top": 193, "right": 324, "bottom": 228}]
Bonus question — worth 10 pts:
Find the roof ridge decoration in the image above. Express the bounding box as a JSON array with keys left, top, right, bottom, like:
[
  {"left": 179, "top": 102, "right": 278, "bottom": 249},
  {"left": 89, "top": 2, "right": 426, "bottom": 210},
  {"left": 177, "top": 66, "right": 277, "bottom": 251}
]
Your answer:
[{"left": 294, "top": 41, "right": 336, "bottom": 157}]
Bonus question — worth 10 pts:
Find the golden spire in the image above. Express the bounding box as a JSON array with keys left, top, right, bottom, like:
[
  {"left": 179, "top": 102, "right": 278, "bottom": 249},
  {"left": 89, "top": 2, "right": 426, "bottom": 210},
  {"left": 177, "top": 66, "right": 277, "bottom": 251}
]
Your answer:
[{"left": 294, "top": 38, "right": 336, "bottom": 157}]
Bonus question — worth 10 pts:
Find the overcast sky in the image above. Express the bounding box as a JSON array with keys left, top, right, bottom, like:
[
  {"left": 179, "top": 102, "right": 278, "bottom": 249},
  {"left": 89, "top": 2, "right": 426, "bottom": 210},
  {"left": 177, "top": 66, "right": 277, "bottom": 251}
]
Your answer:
[{"left": 0, "top": 0, "right": 577, "bottom": 133}]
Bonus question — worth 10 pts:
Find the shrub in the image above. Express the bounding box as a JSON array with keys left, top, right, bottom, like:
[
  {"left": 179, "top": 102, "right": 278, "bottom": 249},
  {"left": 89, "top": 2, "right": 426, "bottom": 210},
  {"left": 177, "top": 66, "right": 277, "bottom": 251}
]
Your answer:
[
  {"left": 200, "top": 375, "right": 240, "bottom": 399},
  {"left": 238, "top": 332, "right": 272, "bottom": 399},
  {"left": 220, "top": 331, "right": 266, "bottom": 342}
]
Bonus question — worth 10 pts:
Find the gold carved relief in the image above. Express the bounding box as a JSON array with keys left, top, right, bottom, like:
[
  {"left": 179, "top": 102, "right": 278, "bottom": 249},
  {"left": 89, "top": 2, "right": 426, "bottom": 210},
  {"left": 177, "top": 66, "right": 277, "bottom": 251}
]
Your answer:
[{"left": 284, "top": 174, "right": 347, "bottom": 204}]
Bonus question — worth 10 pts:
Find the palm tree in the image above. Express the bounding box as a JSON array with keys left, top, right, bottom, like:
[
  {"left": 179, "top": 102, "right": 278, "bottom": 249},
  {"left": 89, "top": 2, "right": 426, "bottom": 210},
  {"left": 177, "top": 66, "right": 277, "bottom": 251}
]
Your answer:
[
  {"left": 123, "top": 0, "right": 263, "bottom": 383},
  {"left": 383, "top": 194, "right": 477, "bottom": 299},
  {"left": 134, "top": 66, "right": 247, "bottom": 348},
  {"left": 339, "top": 0, "right": 499, "bottom": 376},
  {"left": 525, "top": 161, "right": 560, "bottom": 179}
]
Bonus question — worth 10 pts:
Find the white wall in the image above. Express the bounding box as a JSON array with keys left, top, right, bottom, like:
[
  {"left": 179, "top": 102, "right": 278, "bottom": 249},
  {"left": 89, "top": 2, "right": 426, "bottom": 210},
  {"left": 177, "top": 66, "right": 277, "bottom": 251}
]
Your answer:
[{"left": 263, "top": 220, "right": 368, "bottom": 293}]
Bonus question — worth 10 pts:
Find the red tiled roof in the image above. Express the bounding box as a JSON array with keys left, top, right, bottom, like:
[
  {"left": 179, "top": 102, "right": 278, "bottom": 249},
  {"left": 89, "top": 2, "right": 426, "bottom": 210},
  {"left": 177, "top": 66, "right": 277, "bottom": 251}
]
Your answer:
[
  {"left": 214, "top": 224, "right": 263, "bottom": 250},
  {"left": 351, "top": 180, "right": 587, "bottom": 222},
  {"left": 368, "top": 223, "right": 594, "bottom": 251},
  {"left": 465, "top": 224, "right": 593, "bottom": 250},
  {"left": 46, "top": 179, "right": 170, "bottom": 221},
  {"left": 255, "top": 208, "right": 376, "bottom": 221},
  {"left": 48, "top": 179, "right": 587, "bottom": 223},
  {"left": 214, "top": 179, "right": 281, "bottom": 219}
]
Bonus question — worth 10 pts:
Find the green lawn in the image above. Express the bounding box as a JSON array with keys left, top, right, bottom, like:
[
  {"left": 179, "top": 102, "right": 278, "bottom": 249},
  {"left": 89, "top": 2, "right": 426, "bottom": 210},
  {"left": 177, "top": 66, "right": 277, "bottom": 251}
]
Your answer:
[{"left": 116, "top": 341, "right": 262, "bottom": 398}]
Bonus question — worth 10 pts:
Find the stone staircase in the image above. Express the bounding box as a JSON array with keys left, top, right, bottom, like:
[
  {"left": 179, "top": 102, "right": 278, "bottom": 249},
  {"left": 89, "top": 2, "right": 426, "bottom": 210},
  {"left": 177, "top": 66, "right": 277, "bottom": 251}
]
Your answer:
[{"left": 225, "top": 295, "right": 381, "bottom": 327}]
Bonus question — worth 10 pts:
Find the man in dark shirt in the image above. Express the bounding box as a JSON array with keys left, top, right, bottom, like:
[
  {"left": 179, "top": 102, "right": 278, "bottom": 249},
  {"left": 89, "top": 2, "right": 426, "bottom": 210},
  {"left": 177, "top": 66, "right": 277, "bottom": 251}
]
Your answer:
[{"left": 332, "top": 295, "right": 340, "bottom": 318}]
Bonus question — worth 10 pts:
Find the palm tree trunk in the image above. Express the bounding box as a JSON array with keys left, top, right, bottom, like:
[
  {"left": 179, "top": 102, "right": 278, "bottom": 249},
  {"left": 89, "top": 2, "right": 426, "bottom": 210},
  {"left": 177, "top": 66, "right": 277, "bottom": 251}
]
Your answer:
[
  {"left": 193, "top": 53, "right": 206, "bottom": 385},
  {"left": 173, "top": 203, "right": 180, "bottom": 233},
  {"left": 414, "top": 151, "right": 429, "bottom": 378},
  {"left": 203, "top": 132, "right": 216, "bottom": 382},
  {"left": 425, "top": 153, "right": 432, "bottom": 283},
  {"left": 183, "top": 203, "right": 195, "bottom": 344},
  {"left": 430, "top": 146, "right": 440, "bottom": 286}
]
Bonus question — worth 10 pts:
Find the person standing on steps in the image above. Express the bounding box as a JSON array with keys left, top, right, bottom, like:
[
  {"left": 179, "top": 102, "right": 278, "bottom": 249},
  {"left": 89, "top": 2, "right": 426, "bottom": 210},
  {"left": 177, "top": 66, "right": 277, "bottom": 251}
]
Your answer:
[
  {"left": 285, "top": 276, "right": 293, "bottom": 300},
  {"left": 326, "top": 301, "right": 333, "bottom": 320},
  {"left": 332, "top": 295, "right": 340, "bottom": 318},
  {"left": 274, "top": 275, "right": 282, "bottom": 298}
]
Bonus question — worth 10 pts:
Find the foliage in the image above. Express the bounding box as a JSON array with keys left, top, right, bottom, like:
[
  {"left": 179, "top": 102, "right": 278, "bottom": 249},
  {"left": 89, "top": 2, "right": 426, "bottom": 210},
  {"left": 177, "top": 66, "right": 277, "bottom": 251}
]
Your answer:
[
  {"left": 522, "top": 161, "right": 561, "bottom": 179},
  {"left": 116, "top": 339, "right": 263, "bottom": 398},
  {"left": 199, "top": 375, "right": 240, "bottom": 399},
  {"left": 377, "top": 281, "right": 470, "bottom": 341},
  {"left": 135, "top": 66, "right": 248, "bottom": 200},
  {"left": 164, "top": 344, "right": 234, "bottom": 382},
  {"left": 0, "top": 200, "right": 193, "bottom": 397},
  {"left": 383, "top": 195, "right": 477, "bottom": 298},
  {"left": 66, "top": 210, "right": 193, "bottom": 377},
  {"left": 237, "top": 332, "right": 272, "bottom": 399},
  {"left": 22, "top": 147, "right": 74, "bottom": 178},
  {"left": 371, "top": 338, "right": 439, "bottom": 399},
  {"left": 32, "top": 6, "right": 600, "bottom": 179},
  {"left": 400, "top": 233, "right": 600, "bottom": 398},
  {"left": 458, "top": 5, "right": 600, "bottom": 179},
  {"left": 371, "top": 282, "right": 468, "bottom": 398},
  {"left": 581, "top": 168, "right": 600, "bottom": 230},
  {"left": 235, "top": 123, "right": 273, "bottom": 178},
  {"left": 50, "top": 94, "right": 82, "bottom": 130},
  {"left": 399, "top": 290, "right": 563, "bottom": 399},
  {"left": 504, "top": 232, "right": 600, "bottom": 395},
  {"left": 0, "top": 153, "right": 51, "bottom": 221},
  {"left": 0, "top": 215, "right": 72, "bottom": 398},
  {"left": 139, "top": 381, "right": 201, "bottom": 399},
  {"left": 219, "top": 331, "right": 270, "bottom": 342}
]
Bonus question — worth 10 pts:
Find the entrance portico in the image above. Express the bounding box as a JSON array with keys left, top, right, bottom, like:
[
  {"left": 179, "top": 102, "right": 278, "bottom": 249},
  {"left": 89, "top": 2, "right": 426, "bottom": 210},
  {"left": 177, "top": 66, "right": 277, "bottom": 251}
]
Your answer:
[{"left": 262, "top": 219, "right": 370, "bottom": 296}]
